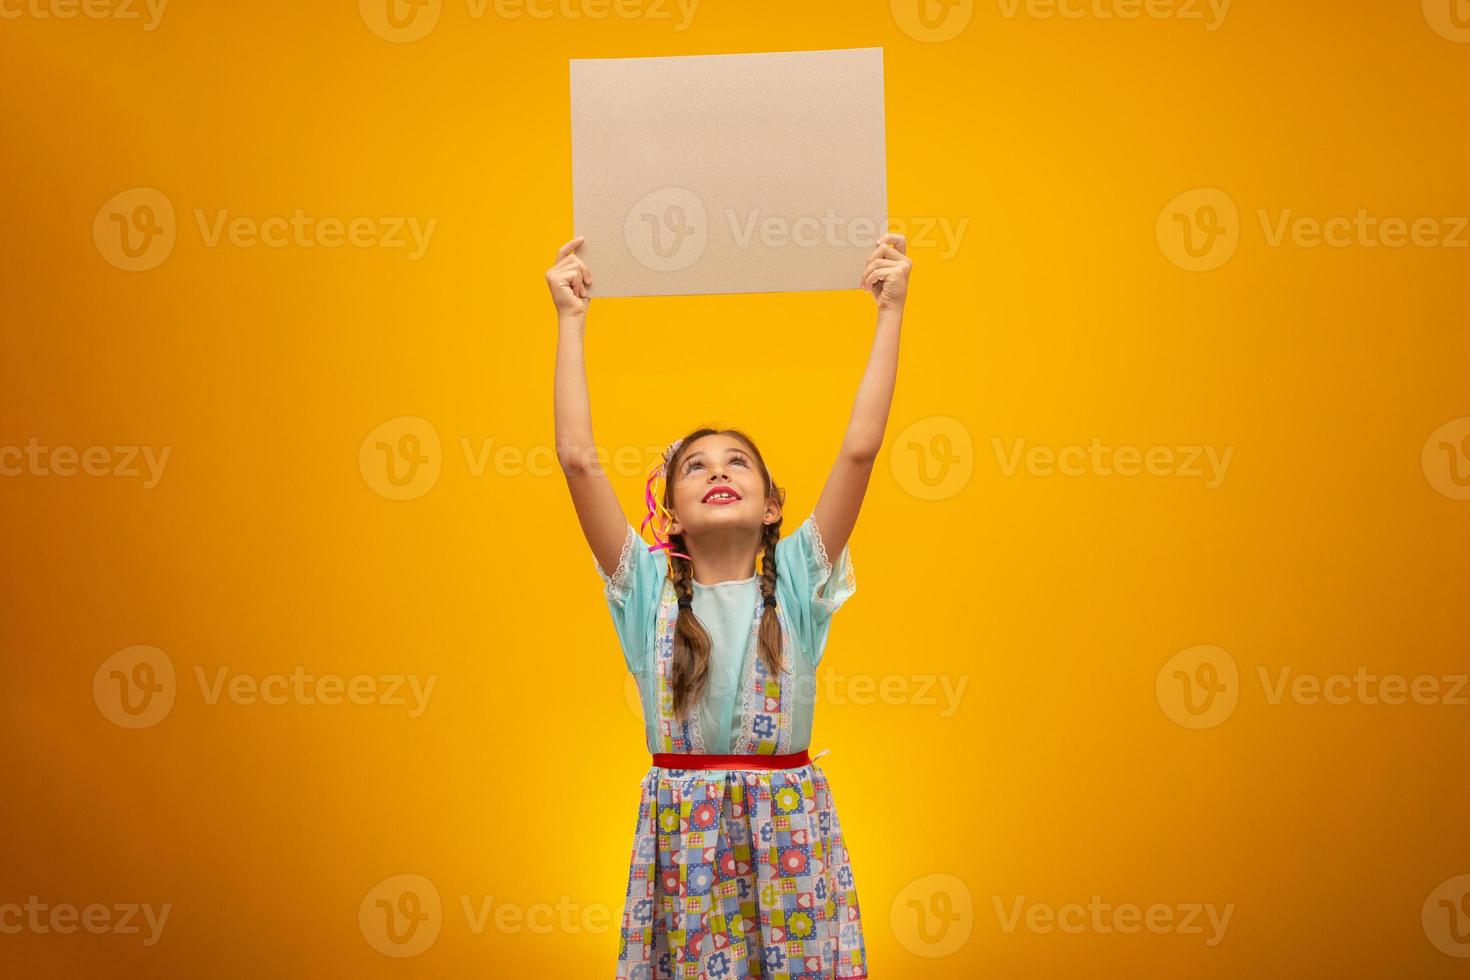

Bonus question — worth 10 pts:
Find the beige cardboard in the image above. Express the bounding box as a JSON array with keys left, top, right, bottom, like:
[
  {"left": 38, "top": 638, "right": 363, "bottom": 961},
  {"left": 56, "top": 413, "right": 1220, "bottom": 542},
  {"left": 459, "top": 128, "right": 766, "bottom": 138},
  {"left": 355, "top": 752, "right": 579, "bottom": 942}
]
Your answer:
[{"left": 570, "top": 47, "right": 888, "bottom": 298}]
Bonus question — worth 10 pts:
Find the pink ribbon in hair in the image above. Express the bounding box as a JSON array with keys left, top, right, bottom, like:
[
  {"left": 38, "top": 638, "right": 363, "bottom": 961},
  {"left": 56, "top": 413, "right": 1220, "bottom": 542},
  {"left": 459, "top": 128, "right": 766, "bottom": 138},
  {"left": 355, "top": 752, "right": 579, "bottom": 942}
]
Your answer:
[{"left": 642, "top": 439, "right": 691, "bottom": 561}]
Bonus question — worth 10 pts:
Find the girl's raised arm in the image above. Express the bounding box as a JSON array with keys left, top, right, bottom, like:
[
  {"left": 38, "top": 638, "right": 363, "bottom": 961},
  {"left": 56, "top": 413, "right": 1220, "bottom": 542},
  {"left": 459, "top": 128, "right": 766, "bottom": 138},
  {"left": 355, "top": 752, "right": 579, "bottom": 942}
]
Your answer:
[
  {"left": 812, "top": 233, "right": 913, "bottom": 562},
  {"left": 548, "top": 237, "right": 629, "bottom": 576}
]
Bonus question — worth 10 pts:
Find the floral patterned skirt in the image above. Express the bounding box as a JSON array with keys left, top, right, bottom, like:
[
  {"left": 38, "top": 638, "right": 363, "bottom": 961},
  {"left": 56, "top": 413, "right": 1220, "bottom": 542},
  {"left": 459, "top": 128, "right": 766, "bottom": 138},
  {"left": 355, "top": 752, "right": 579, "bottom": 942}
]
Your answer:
[{"left": 615, "top": 760, "right": 867, "bottom": 979}]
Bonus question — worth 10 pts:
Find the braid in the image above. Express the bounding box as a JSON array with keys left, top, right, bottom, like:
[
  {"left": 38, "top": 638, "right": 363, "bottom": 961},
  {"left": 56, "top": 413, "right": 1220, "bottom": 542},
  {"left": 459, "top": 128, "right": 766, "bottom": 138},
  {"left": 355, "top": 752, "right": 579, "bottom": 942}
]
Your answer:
[
  {"left": 755, "top": 518, "right": 784, "bottom": 677},
  {"left": 668, "top": 542, "right": 712, "bottom": 723}
]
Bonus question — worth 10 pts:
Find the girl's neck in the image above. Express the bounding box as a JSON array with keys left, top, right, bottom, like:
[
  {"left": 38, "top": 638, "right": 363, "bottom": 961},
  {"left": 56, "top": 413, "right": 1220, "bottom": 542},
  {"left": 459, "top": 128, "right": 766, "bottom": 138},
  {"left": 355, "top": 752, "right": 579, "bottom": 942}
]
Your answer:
[
  {"left": 683, "top": 529, "right": 760, "bottom": 585},
  {"left": 694, "top": 572, "right": 756, "bottom": 587}
]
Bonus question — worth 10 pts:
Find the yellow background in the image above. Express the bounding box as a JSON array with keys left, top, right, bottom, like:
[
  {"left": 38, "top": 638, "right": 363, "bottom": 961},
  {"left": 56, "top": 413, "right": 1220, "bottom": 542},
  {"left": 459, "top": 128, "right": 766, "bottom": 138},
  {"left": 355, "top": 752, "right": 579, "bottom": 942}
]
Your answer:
[{"left": 3, "top": 0, "right": 1469, "bottom": 976}]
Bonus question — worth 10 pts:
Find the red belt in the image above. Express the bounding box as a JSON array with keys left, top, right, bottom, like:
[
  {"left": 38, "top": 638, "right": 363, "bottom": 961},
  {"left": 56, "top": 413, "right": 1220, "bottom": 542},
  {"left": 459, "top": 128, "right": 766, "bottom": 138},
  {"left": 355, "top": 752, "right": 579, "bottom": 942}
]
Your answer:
[{"left": 652, "top": 750, "right": 812, "bottom": 770}]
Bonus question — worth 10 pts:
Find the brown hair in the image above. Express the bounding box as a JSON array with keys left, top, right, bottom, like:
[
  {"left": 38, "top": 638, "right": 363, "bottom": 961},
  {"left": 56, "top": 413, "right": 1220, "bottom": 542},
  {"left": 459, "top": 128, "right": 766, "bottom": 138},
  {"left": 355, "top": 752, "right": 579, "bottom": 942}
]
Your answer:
[{"left": 662, "top": 427, "right": 786, "bottom": 724}]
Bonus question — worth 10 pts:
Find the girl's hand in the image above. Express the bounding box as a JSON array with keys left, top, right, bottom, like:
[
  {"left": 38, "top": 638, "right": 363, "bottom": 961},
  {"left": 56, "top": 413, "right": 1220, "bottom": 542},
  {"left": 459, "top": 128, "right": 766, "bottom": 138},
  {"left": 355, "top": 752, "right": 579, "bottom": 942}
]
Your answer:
[
  {"left": 860, "top": 233, "right": 912, "bottom": 311},
  {"left": 546, "top": 236, "right": 592, "bottom": 318}
]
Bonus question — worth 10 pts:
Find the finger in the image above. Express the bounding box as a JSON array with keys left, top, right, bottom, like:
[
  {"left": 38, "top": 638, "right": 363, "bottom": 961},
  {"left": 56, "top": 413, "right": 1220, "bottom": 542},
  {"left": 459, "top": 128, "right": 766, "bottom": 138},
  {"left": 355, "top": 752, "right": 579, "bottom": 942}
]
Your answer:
[
  {"left": 863, "top": 265, "right": 899, "bottom": 289},
  {"left": 861, "top": 257, "right": 900, "bottom": 282},
  {"left": 865, "top": 244, "right": 902, "bottom": 265},
  {"left": 556, "top": 236, "right": 586, "bottom": 261},
  {"left": 878, "top": 233, "right": 907, "bottom": 254},
  {"left": 558, "top": 254, "right": 589, "bottom": 288},
  {"left": 560, "top": 265, "right": 586, "bottom": 299}
]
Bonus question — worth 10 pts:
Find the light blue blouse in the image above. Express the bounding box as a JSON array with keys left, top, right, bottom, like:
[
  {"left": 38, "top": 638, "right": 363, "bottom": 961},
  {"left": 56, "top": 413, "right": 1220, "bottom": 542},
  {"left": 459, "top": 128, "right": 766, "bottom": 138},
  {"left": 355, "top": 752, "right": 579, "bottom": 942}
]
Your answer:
[{"left": 593, "top": 514, "right": 856, "bottom": 753}]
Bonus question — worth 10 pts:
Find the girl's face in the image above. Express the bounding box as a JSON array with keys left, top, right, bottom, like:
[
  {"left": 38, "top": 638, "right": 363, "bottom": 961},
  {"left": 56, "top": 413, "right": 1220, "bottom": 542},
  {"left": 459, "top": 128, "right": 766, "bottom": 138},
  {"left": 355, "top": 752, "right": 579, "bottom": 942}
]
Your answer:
[{"left": 667, "top": 434, "right": 779, "bottom": 536}]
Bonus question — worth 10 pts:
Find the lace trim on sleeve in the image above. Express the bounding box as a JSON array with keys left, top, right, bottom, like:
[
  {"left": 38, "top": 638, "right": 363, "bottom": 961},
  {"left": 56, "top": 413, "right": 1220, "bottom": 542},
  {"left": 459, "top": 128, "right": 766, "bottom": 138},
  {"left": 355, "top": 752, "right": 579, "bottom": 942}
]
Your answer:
[
  {"left": 807, "top": 513, "right": 833, "bottom": 581},
  {"left": 805, "top": 514, "right": 855, "bottom": 613},
  {"left": 593, "top": 523, "right": 638, "bottom": 606}
]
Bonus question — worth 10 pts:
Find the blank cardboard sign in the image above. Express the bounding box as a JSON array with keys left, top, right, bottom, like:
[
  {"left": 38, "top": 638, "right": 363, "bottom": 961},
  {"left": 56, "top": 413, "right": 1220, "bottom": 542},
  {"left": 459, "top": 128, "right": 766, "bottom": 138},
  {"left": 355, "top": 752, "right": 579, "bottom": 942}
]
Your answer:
[{"left": 570, "top": 47, "right": 888, "bottom": 298}]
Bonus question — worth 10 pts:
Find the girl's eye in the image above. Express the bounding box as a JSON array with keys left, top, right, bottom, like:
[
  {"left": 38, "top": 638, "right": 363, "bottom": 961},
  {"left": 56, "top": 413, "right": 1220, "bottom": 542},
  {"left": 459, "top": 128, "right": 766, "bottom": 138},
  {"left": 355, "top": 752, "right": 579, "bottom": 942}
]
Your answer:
[{"left": 687, "top": 456, "right": 747, "bottom": 473}]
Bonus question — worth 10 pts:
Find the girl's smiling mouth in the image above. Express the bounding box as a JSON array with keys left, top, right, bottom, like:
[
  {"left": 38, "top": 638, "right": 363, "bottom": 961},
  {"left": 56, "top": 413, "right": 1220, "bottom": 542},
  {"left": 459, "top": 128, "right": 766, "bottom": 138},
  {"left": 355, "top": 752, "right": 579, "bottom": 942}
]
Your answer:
[{"left": 702, "top": 484, "right": 742, "bottom": 504}]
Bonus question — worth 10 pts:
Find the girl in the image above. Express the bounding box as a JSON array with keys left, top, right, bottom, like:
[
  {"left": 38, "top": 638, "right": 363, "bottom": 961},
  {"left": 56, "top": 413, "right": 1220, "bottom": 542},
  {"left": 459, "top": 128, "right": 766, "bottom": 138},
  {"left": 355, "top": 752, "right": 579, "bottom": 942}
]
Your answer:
[{"left": 548, "top": 232, "right": 910, "bottom": 979}]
